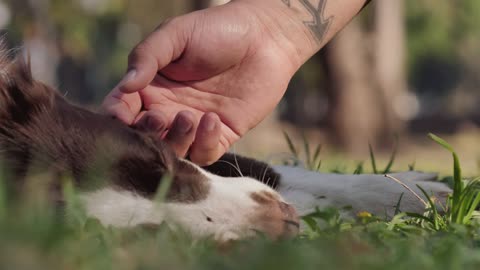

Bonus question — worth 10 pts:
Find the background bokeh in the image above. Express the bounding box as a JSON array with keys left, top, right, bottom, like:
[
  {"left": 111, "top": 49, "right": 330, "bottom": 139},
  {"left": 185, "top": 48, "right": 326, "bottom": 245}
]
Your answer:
[{"left": 0, "top": 0, "right": 479, "bottom": 174}]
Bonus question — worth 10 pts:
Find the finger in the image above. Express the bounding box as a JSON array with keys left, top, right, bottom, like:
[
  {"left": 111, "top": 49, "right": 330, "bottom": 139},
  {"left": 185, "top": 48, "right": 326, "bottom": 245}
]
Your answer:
[
  {"left": 116, "top": 48, "right": 158, "bottom": 94},
  {"left": 189, "top": 113, "right": 225, "bottom": 166},
  {"left": 102, "top": 91, "right": 142, "bottom": 125},
  {"left": 164, "top": 111, "right": 196, "bottom": 157},
  {"left": 134, "top": 110, "right": 170, "bottom": 139},
  {"left": 117, "top": 19, "right": 186, "bottom": 94}
]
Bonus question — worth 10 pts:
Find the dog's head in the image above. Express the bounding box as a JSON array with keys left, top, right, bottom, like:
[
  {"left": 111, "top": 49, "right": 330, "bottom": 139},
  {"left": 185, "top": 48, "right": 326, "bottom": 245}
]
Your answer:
[{"left": 0, "top": 43, "right": 298, "bottom": 241}]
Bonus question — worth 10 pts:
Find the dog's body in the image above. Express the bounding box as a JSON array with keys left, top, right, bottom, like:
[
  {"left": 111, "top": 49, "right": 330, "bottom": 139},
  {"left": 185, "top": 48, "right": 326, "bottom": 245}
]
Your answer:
[
  {"left": 208, "top": 154, "right": 451, "bottom": 218},
  {"left": 0, "top": 45, "right": 452, "bottom": 241}
]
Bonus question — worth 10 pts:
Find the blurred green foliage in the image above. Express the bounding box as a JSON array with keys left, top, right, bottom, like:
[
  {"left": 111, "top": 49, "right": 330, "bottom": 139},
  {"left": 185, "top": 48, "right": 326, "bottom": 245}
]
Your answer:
[
  {"left": 407, "top": 0, "right": 480, "bottom": 63},
  {"left": 3, "top": 0, "right": 191, "bottom": 103},
  {"left": 1, "top": 0, "right": 479, "bottom": 105},
  {"left": 406, "top": 0, "right": 480, "bottom": 96}
]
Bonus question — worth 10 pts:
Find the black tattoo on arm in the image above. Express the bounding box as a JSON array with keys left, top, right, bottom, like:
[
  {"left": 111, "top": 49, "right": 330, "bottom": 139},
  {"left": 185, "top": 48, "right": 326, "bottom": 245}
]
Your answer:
[
  {"left": 282, "top": 0, "right": 291, "bottom": 7},
  {"left": 282, "top": 0, "right": 334, "bottom": 44}
]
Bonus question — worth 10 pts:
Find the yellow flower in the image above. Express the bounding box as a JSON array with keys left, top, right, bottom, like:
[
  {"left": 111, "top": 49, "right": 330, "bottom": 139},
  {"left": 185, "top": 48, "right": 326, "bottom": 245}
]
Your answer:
[{"left": 357, "top": 211, "right": 372, "bottom": 218}]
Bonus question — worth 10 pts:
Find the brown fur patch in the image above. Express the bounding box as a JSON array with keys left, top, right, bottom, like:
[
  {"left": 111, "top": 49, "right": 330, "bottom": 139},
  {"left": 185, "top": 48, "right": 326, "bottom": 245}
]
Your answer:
[
  {"left": 249, "top": 201, "right": 299, "bottom": 239},
  {"left": 249, "top": 190, "right": 299, "bottom": 239},
  {"left": 168, "top": 160, "right": 210, "bottom": 202},
  {"left": 0, "top": 42, "right": 210, "bottom": 203},
  {"left": 250, "top": 191, "right": 279, "bottom": 204}
]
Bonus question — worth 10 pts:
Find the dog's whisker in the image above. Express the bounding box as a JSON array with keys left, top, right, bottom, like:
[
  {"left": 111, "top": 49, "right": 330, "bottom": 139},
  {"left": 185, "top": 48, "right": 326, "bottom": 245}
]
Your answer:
[
  {"left": 260, "top": 164, "right": 271, "bottom": 186},
  {"left": 215, "top": 160, "right": 243, "bottom": 177},
  {"left": 232, "top": 151, "right": 243, "bottom": 178}
]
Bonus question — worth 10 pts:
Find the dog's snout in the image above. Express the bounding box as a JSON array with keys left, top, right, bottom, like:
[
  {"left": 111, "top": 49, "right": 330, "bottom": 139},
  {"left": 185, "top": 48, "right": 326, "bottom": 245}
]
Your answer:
[
  {"left": 249, "top": 191, "right": 299, "bottom": 239},
  {"left": 279, "top": 201, "right": 297, "bottom": 221},
  {"left": 284, "top": 219, "right": 300, "bottom": 229},
  {"left": 279, "top": 202, "right": 300, "bottom": 236}
]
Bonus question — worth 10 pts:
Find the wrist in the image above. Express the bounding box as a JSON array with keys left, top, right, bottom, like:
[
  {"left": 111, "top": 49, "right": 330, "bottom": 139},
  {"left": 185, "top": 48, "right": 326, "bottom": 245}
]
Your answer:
[
  {"left": 234, "top": 0, "right": 317, "bottom": 70},
  {"left": 233, "top": 0, "right": 368, "bottom": 68}
]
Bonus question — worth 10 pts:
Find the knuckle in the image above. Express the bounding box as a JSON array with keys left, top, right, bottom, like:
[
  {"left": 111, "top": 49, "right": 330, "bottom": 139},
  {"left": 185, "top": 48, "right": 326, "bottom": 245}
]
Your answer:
[
  {"left": 128, "top": 42, "right": 154, "bottom": 64},
  {"left": 155, "top": 17, "right": 176, "bottom": 30}
]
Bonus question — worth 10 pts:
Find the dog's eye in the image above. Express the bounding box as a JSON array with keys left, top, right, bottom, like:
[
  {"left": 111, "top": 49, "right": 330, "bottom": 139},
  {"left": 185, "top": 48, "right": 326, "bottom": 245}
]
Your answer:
[{"left": 206, "top": 217, "right": 213, "bottom": 222}]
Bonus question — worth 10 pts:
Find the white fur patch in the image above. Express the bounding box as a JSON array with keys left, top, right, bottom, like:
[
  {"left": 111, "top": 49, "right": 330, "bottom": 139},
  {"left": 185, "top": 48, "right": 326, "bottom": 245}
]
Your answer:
[
  {"left": 79, "top": 188, "right": 163, "bottom": 227},
  {"left": 79, "top": 161, "right": 278, "bottom": 241}
]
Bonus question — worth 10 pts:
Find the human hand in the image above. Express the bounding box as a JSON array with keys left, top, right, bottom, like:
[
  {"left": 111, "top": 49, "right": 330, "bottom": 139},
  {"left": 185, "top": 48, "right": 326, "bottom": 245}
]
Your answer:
[
  {"left": 103, "top": 1, "right": 309, "bottom": 165},
  {"left": 103, "top": 0, "right": 367, "bottom": 165}
]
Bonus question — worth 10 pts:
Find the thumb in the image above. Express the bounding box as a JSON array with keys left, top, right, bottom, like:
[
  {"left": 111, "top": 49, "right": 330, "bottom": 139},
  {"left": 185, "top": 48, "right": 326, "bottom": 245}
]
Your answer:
[{"left": 117, "top": 19, "right": 186, "bottom": 93}]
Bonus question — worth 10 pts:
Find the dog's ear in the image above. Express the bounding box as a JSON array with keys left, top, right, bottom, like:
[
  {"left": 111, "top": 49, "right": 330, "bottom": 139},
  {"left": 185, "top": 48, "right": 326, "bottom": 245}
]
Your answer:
[
  {"left": 203, "top": 153, "right": 281, "bottom": 189},
  {"left": 0, "top": 41, "right": 54, "bottom": 124}
]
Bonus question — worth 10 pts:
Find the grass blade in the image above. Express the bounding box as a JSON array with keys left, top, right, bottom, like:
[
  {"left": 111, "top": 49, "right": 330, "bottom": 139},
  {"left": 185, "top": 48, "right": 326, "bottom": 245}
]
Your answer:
[
  {"left": 385, "top": 174, "right": 427, "bottom": 206},
  {"left": 315, "top": 160, "right": 322, "bottom": 172},
  {"left": 154, "top": 174, "right": 173, "bottom": 204},
  {"left": 394, "top": 193, "right": 404, "bottom": 216},
  {"left": 302, "top": 216, "right": 318, "bottom": 232},
  {"left": 353, "top": 162, "right": 364, "bottom": 175},
  {"left": 302, "top": 131, "right": 311, "bottom": 169},
  {"left": 283, "top": 131, "right": 298, "bottom": 158},
  {"left": 62, "top": 177, "right": 87, "bottom": 228},
  {"left": 408, "top": 160, "right": 416, "bottom": 171},
  {"left": 416, "top": 184, "right": 440, "bottom": 230},
  {"left": 428, "top": 133, "right": 463, "bottom": 223},
  {"left": 369, "top": 143, "right": 378, "bottom": 174},
  {"left": 383, "top": 135, "right": 399, "bottom": 174},
  {"left": 312, "top": 144, "right": 322, "bottom": 170},
  {"left": 465, "top": 192, "right": 480, "bottom": 223},
  {"left": 405, "top": 212, "right": 435, "bottom": 226}
]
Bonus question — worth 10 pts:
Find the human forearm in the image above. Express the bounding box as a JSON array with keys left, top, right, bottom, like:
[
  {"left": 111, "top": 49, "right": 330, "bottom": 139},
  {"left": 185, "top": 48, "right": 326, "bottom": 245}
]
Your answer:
[{"left": 235, "top": 0, "right": 369, "bottom": 69}]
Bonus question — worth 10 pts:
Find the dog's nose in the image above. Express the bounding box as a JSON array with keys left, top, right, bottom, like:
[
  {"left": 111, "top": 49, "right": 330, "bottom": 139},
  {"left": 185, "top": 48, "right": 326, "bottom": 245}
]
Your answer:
[
  {"left": 279, "top": 201, "right": 297, "bottom": 221},
  {"left": 279, "top": 202, "right": 300, "bottom": 237}
]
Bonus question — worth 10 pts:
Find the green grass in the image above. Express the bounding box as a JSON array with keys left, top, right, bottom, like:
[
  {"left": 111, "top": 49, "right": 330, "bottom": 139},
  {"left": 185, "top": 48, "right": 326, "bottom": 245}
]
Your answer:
[{"left": 1, "top": 134, "right": 480, "bottom": 270}]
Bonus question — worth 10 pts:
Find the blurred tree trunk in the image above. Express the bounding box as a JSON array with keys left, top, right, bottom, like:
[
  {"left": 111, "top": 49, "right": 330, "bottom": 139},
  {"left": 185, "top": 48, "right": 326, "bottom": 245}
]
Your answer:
[
  {"left": 374, "top": 0, "right": 407, "bottom": 141},
  {"left": 325, "top": 2, "right": 407, "bottom": 153},
  {"left": 23, "top": 0, "right": 59, "bottom": 86},
  {"left": 325, "top": 18, "right": 381, "bottom": 154}
]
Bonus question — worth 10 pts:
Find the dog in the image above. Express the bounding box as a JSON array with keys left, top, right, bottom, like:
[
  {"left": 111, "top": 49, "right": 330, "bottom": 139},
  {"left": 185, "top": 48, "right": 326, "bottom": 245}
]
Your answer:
[{"left": 0, "top": 44, "right": 452, "bottom": 241}]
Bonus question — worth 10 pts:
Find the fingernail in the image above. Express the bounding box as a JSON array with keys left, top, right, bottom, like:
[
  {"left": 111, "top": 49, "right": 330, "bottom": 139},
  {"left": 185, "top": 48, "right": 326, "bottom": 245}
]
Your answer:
[
  {"left": 205, "top": 117, "right": 216, "bottom": 132},
  {"left": 145, "top": 115, "right": 166, "bottom": 132},
  {"left": 117, "top": 69, "right": 137, "bottom": 89},
  {"left": 176, "top": 115, "right": 193, "bottom": 134}
]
